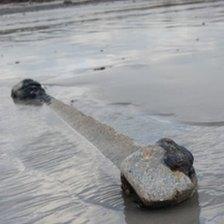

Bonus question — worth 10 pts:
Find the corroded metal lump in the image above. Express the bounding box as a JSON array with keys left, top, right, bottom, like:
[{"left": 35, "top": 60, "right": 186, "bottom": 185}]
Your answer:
[
  {"left": 11, "top": 79, "right": 50, "bottom": 104},
  {"left": 157, "top": 138, "right": 195, "bottom": 178}
]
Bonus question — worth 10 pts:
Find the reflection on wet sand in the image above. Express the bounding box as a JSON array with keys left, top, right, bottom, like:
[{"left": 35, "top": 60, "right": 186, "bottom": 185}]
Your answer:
[{"left": 124, "top": 193, "right": 200, "bottom": 224}]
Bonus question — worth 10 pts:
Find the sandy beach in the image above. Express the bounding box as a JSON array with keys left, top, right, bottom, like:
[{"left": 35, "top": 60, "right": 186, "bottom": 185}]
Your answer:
[{"left": 0, "top": 0, "right": 224, "bottom": 223}]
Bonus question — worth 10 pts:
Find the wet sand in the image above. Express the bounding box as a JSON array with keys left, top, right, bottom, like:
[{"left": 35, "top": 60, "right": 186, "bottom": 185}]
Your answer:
[
  {"left": 0, "top": 0, "right": 224, "bottom": 223},
  {"left": 0, "top": 0, "right": 54, "bottom": 3},
  {"left": 0, "top": 0, "right": 120, "bottom": 15}
]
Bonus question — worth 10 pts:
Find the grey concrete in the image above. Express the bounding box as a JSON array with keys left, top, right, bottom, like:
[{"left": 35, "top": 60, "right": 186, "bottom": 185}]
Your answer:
[{"left": 121, "top": 146, "right": 197, "bottom": 208}]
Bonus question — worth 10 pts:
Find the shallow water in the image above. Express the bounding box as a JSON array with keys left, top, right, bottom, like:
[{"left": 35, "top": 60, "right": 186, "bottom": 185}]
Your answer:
[{"left": 0, "top": 0, "right": 224, "bottom": 223}]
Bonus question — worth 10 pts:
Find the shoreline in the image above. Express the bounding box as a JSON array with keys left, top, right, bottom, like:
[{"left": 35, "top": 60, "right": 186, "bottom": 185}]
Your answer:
[
  {"left": 0, "top": 0, "right": 118, "bottom": 15},
  {"left": 0, "top": 0, "right": 53, "bottom": 3}
]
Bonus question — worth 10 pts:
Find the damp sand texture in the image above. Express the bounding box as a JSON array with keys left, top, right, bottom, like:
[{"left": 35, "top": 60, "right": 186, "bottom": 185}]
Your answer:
[{"left": 0, "top": 0, "right": 224, "bottom": 223}]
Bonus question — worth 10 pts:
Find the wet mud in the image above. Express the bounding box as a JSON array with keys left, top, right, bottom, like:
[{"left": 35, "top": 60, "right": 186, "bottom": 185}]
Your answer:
[{"left": 0, "top": 0, "right": 224, "bottom": 223}]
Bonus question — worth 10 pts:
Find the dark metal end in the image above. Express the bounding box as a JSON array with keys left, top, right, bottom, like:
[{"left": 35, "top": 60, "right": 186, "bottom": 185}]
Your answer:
[
  {"left": 156, "top": 138, "right": 195, "bottom": 179},
  {"left": 11, "top": 79, "right": 51, "bottom": 105}
]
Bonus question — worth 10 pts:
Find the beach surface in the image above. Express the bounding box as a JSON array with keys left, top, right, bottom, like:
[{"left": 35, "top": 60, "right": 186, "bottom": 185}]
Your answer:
[{"left": 0, "top": 0, "right": 224, "bottom": 223}]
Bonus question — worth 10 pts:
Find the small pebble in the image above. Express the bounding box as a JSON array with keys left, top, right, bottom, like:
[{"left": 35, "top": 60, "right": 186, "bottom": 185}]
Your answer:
[{"left": 94, "top": 66, "right": 106, "bottom": 71}]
